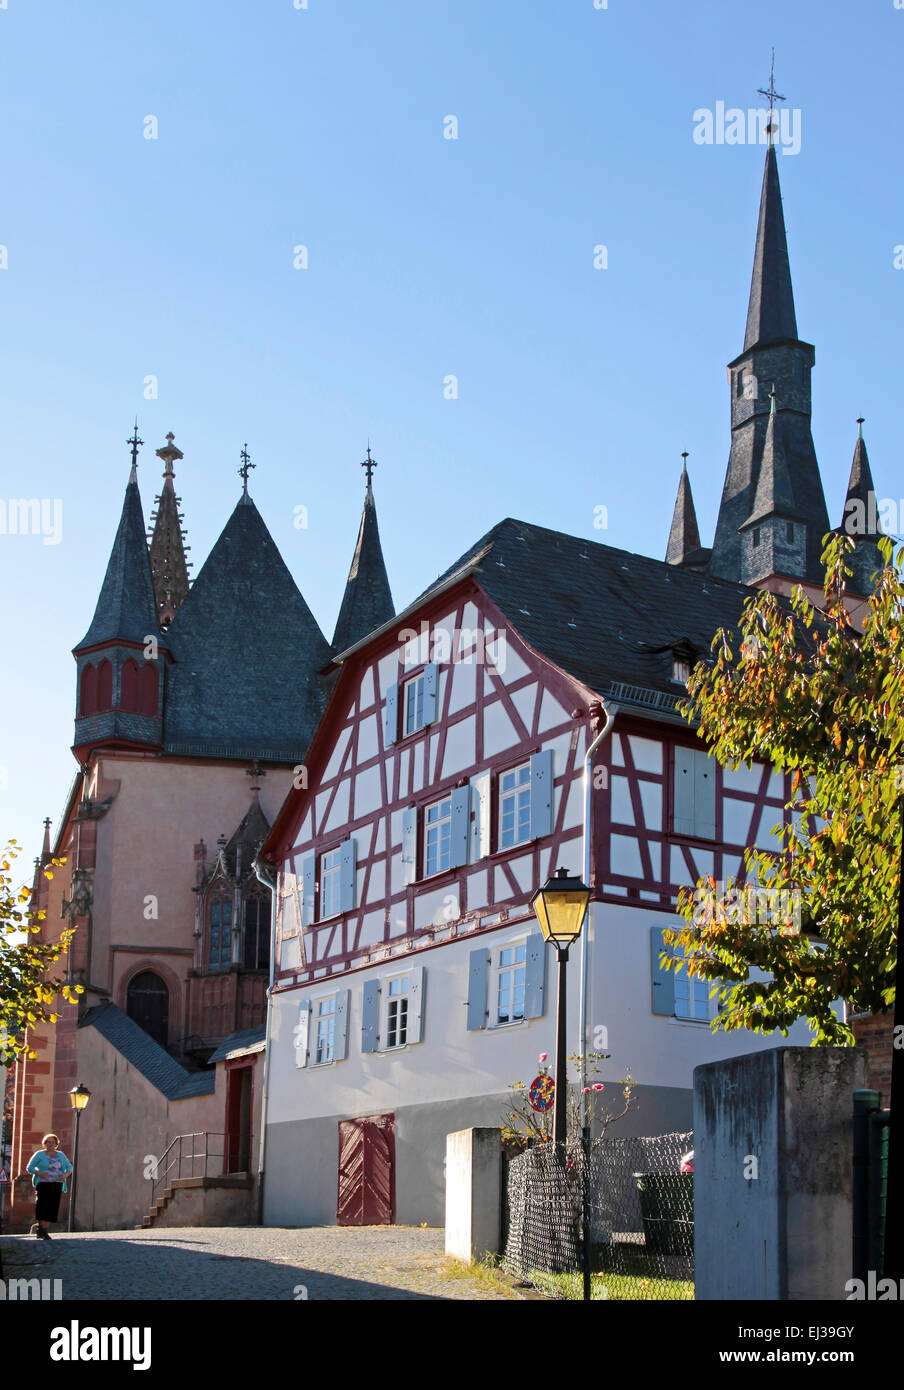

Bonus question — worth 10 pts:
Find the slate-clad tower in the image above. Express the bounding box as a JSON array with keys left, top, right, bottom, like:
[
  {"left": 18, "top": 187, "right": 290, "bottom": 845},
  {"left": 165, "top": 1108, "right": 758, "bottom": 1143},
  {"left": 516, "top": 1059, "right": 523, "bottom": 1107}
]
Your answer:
[
  {"left": 332, "top": 459, "right": 395, "bottom": 653},
  {"left": 709, "top": 139, "right": 829, "bottom": 586}
]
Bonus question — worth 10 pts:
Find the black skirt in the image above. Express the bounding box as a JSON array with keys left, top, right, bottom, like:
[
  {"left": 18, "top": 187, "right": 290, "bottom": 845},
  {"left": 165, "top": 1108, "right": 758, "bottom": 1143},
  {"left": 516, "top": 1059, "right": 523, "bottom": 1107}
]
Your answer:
[{"left": 35, "top": 1181, "right": 64, "bottom": 1222}]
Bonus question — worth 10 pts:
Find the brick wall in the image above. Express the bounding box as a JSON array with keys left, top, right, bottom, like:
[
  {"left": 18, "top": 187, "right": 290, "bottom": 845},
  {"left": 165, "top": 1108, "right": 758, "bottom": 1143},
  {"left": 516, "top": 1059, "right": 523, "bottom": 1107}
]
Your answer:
[{"left": 852, "top": 1013, "right": 893, "bottom": 1101}]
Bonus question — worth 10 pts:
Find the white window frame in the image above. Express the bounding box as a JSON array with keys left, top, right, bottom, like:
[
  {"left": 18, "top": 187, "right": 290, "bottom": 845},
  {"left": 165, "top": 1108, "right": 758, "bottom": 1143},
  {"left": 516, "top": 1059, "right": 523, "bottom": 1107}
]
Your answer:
[
  {"left": 313, "top": 992, "right": 337, "bottom": 1065},
  {"left": 319, "top": 846, "right": 343, "bottom": 921},
  {"left": 498, "top": 761, "right": 532, "bottom": 850},
  {"left": 403, "top": 672, "right": 427, "bottom": 737},
  {"left": 424, "top": 795, "right": 453, "bottom": 877},
  {"left": 381, "top": 972, "right": 411, "bottom": 1050},
  {"left": 490, "top": 936, "right": 528, "bottom": 1027},
  {"left": 672, "top": 947, "right": 716, "bottom": 1023}
]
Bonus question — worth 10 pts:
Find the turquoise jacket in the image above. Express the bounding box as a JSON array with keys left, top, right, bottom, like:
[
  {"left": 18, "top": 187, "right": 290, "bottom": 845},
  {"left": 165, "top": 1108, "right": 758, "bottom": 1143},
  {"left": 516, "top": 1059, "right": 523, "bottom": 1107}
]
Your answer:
[{"left": 26, "top": 1148, "right": 73, "bottom": 1193}]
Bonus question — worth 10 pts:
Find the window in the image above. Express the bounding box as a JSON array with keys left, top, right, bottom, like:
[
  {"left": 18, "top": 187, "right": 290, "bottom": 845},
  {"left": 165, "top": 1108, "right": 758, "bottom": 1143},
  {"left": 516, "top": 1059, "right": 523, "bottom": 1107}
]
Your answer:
[
  {"left": 243, "top": 894, "right": 270, "bottom": 971},
  {"left": 672, "top": 655, "right": 691, "bottom": 684},
  {"left": 314, "top": 994, "right": 336, "bottom": 1065},
  {"left": 493, "top": 940, "right": 527, "bottom": 1025},
  {"left": 97, "top": 659, "right": 113, "bottom": 711},
  {"left": 673, "top": 965, "right": 712, "bottom": 1022},
  {"left": 752, "top": 526, "right": 760, "bottom": 548},
  {"left": 786, "top": 522, "right": 794, "bottom": 542},
  {"left": 126, "top": 970, "right": 169, "bottom": 1048},
  {"left": 80, "top": 663, "right": 98, "bottom": 716},
  {"left": 208, "top": 891, "right": 233, "bottom": 971},
  {"left": 403, "top": 673, "right": 426, "bottom": 736},
  {"left": 384, "top": 975, "right": 409, "bottom": 1048},
  {"left": 319, "top": 847, "right": 343, "bottom": 920},
  {"left": 736, "top": 370, "right": 744, "bottom": 398},
  {"left": 424, "top": 796, "right": 453, "bottom": 876},
  {"left": 672, "top": 745, "right": 716, "bottom": 840},
  {"left": 120, "top": 659, "right": 140, "bottom": 710},
  {"left": 650, "top": 924, "right": 717, "bottom": 1022},
  {"left": 499, "top": 763, "right": 531, "bottom": 849}
]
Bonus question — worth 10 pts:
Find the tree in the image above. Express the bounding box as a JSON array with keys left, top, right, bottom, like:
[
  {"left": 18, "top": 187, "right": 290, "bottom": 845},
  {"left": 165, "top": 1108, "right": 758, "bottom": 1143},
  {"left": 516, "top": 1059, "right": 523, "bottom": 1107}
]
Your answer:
[
  {"left": 664, "top": 534, "right": 902, "bottom": 1046},
  {"left": 0, "top": 840, "right": 83, "bottom": 1063}
]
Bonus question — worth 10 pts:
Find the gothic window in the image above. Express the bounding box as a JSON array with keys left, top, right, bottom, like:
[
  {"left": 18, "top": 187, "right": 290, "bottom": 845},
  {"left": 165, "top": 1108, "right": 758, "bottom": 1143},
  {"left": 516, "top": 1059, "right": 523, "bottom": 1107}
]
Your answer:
[
  {"left": 80, "top": 663, "right": 97, "bottom": 716},
  {"left": 786, "top": 522, "right": 794, "bottom": 541},
  {"left": 126, "top": 970, "right": 169, "bottom": 1047},
  {"left": 120, "top": 659, "right": 140, "bottom": 710},
  {"left": 243, "top": 894, "right": 270, "bottom": 971},
  {"left": 97, "top": 659, "right": 113, "bottom": 711},
  {"left": 736, "top": 370, "right": 744, "bottom": 398},
  {"left": 139, "top": 662, "right": 158, "bottom": 715},
  {"left": 208, "top": 890, "right": 234, "bottom": 971}
]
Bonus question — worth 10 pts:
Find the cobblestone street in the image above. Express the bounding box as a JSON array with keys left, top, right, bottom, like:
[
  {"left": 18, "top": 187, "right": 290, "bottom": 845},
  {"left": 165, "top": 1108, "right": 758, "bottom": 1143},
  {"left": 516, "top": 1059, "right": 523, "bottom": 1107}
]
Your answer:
[{"left": 0, "top": 1225, "right": 520, "bottom": 1300}]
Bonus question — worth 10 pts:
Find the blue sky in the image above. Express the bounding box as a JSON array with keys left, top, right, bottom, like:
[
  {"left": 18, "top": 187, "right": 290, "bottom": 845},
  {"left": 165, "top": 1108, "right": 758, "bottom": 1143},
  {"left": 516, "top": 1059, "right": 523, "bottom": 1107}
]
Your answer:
[{"left": 1, "top": 0, "right": 901, "bottom": 873}]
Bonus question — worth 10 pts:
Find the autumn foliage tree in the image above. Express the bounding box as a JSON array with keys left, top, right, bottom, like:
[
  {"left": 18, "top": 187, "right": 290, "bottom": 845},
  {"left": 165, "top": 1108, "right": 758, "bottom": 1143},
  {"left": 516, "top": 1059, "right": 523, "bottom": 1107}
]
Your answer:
[
  {"left": 664, "top": 534, "right": 902, "bottom": 1046},
  {"left": 0, "top": 840, "right": 82, "bottom": 1062}
]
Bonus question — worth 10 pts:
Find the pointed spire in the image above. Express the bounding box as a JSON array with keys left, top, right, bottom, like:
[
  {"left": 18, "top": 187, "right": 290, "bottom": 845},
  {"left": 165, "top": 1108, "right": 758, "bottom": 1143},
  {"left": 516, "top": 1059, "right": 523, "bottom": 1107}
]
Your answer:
[
  {"left": 75, "top": 437, "right": 162, "bottom": 650},
  {"left": 743, "top": 387, "right": 801, "bottom": 526},
  {"left": 331, "top": 449, "right": 395, "bottom": 652},
  {"left": 148, "top": 432, "right": 191, "bottom": 627},
  {"left": 41, "top": 816, "right": 52, "bottom": 865},
  {"left": 841, "top": 417, "right": 885, "bottom": 594},
  {"left": 666, "top": 452, "right": 703, "bottom": 565},
  {"left": 744, "top": 143, "right": 799, "bottom": 351}
]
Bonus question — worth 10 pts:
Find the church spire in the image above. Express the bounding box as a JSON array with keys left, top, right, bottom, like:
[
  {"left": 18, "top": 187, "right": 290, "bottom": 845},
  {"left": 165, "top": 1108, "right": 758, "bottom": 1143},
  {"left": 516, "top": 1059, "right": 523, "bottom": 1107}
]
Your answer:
[
  {"left": 148, "top": 432, "right": 191, "bottom": 627},
  {"left": 665, "top": 453, "right": 705, "bottom": 567},
  {"left": 331, "top": 448, "right": 395, "bottom": 652},
  {"left": 744, "top": 141, "right": 798, "bottom": 351},
  {"left": 841, "top": 417, "right": 885, "bottom": 596}
]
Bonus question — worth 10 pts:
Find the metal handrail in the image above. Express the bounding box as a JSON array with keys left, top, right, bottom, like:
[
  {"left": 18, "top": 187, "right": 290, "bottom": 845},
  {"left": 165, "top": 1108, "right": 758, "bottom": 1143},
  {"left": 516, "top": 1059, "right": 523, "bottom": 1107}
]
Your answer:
[{"left": 150, "top": 1132, "right": 236, "bottom": 1207}]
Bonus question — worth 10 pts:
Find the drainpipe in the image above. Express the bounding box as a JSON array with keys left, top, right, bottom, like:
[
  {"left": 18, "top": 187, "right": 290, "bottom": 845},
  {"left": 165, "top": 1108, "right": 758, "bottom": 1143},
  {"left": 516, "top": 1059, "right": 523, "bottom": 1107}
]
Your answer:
[
  {"left": 253, "top": 857, "right": 278, "bottom": 1226},
  {"left": 579, "top": 700, "right": 618, "bottom": 1128}
]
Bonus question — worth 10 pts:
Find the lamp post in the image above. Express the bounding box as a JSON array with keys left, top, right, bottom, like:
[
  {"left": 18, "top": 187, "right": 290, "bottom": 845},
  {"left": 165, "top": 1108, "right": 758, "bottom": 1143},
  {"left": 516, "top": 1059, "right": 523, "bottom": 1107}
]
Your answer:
[
  {"left": 530, "top": 869, "right": 591, "bottom": 1148},
  {"left": 67, "top": 1084, "right": 91, "bottom": 1233}
]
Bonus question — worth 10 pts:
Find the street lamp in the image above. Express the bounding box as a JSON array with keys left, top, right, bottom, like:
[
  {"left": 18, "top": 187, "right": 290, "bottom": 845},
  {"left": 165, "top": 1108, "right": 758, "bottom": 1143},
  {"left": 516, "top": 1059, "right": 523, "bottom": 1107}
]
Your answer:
[
  {"left": 67, "top": 1084, "right": 91, "bottom": 1233},
  {"left": 530, "top": 868, "right": 590, "bottom": 1149}
]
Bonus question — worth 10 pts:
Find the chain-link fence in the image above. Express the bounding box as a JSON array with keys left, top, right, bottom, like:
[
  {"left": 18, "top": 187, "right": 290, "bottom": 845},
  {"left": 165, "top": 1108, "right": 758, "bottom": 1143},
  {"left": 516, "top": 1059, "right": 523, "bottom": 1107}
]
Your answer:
[{"left": 503, "top": 1131, "right": 694, "bottom": 1299}]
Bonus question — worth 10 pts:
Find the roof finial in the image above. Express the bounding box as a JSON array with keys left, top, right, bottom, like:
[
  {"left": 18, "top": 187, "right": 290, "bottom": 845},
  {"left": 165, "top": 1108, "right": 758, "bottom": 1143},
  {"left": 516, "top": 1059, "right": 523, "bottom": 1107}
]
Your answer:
[
  {"left": 769, "top": 383, "right": 778, "bottom": 414},
  {"left": 238, "top": 443, "right": 256, "bottom": 497},
  {"left": 681, "top": 450, "right": 689, "bottom": 473},
  {"left": 127, "top": 420, "right": 143, "bottom": 482},
  {"left": 757, "top": 48, "right": 785, "bottom": 148},
  {"left": 362, "top": 443, "right": 377, "bottom": 487},
  {"left": 155, "top": 431, "right": 183, "bottom": 480},
  {"left": 856, "top": 416, "right": 865, "bottom": 439}
]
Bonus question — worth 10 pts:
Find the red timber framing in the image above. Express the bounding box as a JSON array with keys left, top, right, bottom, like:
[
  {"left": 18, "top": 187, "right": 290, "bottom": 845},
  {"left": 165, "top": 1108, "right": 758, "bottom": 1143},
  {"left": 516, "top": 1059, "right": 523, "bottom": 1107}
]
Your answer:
[{"left": 263, "top": 576, "right": 795, "bottom": 989}]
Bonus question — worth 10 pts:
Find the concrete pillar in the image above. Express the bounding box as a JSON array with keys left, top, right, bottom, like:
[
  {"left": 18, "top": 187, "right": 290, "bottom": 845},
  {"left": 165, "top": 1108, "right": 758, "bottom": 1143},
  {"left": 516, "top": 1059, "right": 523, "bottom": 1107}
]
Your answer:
[
  {"left": 444, "top": 1128, "right": 501, "bottom": 1263},
  {"left": 694, "top": 1046, "right": 867, "bottom": 1300}
]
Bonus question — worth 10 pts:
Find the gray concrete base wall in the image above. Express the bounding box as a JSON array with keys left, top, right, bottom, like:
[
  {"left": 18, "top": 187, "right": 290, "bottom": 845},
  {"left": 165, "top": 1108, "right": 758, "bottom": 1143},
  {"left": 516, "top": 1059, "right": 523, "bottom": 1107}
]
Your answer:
[
  {"left": 264, "top": 1082, "right": 693, "bottom": 1228},
  {"left": 154, "top": 1179, "right": 257, "bottom": 1229}
]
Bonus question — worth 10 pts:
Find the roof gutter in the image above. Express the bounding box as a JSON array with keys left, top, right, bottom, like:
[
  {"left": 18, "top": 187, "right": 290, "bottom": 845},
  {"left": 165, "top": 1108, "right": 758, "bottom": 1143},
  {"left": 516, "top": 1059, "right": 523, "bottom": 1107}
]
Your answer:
[{"left": 580, "top": 699, "right": 618, "bottom": 1127}]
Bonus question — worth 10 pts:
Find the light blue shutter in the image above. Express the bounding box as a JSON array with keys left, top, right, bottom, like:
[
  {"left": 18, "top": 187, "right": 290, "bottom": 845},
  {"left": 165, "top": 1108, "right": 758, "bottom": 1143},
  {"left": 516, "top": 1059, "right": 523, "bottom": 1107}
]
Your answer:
[
  {"left": 361, "top": 979, "right": 380, "bottom": 1052},
  {"left": 339, "top": 837, "right": 357, "bottom": 912},
  {"left": 673, "top": 746, "right": 696, "bottom": 836},
  {"left": 301, "top": 853, "right": 316, "bottom": 927},
  {"left": 650, "top": 926, "right": 675, "bottom": 1016},
  {"left": 529, "top": 748, "right": 554, "bottom": 839},
  {"left": 334, "top": 988, "right": 351, "bottom": 1061},
  {"left": 293, "top": 1000, "right": 311, "bottom": 1068},
  {"left": 694, "top": 752, "right": 716, "bottom": 840},
  {"left": 423, "top": 663, "right": 440, "bottom": 723},
  {"left": 523, "top": 932, "right": 547, "bottom": 1018},
  {"left": 408, "top": 966, "right": 426, "bottom": 1043},
  {"left": 469, "top": 772, "right": 490, "bottom": 862},
  {"left": 466, "top": 947, "right": 488, "bottom": 1030},
  {"left": 384, "top": 682, "right": 399, "bottom": 747},
  {"left": 401, "top": 807, "right": 418, "bottom": 885},
  {"left": 450, "top": 786, "right": 470, "bottom": 868}
]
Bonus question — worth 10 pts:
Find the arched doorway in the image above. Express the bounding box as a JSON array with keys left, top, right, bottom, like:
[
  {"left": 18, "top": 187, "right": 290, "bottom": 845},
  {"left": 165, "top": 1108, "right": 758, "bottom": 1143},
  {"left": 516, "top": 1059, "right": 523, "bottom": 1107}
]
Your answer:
[{"left": 126, "top": 970, "right": 170, "bottom": 1048}]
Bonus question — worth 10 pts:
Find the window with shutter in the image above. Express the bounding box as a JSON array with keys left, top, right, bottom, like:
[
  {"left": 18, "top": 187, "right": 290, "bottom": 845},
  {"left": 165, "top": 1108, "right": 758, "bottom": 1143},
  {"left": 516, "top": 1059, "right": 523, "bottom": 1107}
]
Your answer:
[{"left": 672, "top": 745, "right": 716, "bottom": 840}]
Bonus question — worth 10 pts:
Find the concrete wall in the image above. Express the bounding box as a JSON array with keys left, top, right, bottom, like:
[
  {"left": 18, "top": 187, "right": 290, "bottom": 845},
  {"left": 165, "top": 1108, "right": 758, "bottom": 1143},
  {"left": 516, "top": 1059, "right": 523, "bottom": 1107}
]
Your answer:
[
  {"left": 694, "top": 1046, "right": 867, "bottom": 1301},
  {"left": 445, "top": 1128, "right": 502, "bottom": 1261},
  {"left": 153, "top": 1177, "right": 256, "bottom": 1229},
  {"left": 73, "top": 1026, "right": 222, "bottom": 1231}
]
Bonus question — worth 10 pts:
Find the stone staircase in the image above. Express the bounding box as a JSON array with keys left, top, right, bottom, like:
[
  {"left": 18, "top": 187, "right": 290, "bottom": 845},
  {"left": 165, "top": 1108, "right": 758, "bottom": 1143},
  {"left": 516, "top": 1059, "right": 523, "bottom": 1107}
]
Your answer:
[{"left": 142, "top": 1173, "right": 254, "bottom": 1228}]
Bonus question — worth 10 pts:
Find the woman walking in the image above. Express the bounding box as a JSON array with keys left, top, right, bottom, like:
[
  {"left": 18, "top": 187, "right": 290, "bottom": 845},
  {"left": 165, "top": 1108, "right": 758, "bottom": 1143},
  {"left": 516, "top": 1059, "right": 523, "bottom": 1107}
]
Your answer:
[{"left": 26, "top": 1133, "right": 73, "bottom": 1238}]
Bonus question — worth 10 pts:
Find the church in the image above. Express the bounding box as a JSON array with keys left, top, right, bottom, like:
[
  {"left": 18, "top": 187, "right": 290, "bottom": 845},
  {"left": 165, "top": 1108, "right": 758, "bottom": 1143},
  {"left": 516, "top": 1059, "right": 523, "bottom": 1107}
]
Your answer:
[{"left": 7, "top": 131, "right": 885, "bottom": 1232}]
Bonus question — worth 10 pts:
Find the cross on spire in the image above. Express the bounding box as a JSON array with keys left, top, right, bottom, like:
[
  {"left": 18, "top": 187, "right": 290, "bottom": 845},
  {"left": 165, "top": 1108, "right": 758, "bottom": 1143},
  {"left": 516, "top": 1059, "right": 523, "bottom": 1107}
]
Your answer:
[
  {"left": 127, "top": 420, "right": 143, "bottom": 480},
  {"left": 238, "top": 443, "right": 256, "bottom": 496},
  {"left": 362, "top": 444, "right": 377, "bottom": 486},
  {"left": 757, "top": 48, "right": 786, "bottom": 145}
]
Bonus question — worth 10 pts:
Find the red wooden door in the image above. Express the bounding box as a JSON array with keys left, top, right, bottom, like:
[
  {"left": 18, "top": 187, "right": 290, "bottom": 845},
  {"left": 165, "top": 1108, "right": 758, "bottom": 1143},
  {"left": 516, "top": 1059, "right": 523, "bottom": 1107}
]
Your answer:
[{"left": 337, "top": 1115, "right": 395, "bottom": 1225}]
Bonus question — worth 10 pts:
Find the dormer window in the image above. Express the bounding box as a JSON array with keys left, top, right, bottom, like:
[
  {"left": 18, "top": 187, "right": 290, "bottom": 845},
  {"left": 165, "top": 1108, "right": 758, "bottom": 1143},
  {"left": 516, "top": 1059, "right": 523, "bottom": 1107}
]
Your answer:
[
  {"left": 672, "top": 656, "right": 691, "bottom": 685},
  {"left": 752, "top": 526, "right": 761, "bottom": 548}
]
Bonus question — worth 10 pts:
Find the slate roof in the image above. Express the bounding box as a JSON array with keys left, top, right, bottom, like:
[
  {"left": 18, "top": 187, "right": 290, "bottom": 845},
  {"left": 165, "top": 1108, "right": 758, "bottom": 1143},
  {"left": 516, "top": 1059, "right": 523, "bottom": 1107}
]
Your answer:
[
  {"left": 744, "top": 143, "right": 798, "bottom": 351},
  {"left": 208, "top": 1025, "right": 266, "bottom": 1064},
  {"left": 79, "top": 1002, "right": 215, "bottom": 1099},
  {"left": 331, "top": 482, "right": 395, "bottom": 653},
  {"left": 841, "top": 425, "right": 885, "bottom": 596},
  {"left": 742, "top": 396, "right": 803, "bottom": 527},
  {"left": 163, "top": 494, "right": 333, "bottom": 761},
  {"left": 75, "top": 477, "right": 163, "bottom": 652},
  {"left": 418, "top": 517, "right": 761, "bottom": 708}
]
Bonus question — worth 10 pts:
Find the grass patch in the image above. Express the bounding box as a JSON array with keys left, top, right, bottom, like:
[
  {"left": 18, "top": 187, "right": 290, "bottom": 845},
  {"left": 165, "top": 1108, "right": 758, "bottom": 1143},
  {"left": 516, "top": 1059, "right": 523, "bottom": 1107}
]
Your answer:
[
  {"left": 522, "top": 1267, "right": 694, "bottom": 1301},
  {"left": 436, "top": 1253, "right": 522, "bottom": 1299}
]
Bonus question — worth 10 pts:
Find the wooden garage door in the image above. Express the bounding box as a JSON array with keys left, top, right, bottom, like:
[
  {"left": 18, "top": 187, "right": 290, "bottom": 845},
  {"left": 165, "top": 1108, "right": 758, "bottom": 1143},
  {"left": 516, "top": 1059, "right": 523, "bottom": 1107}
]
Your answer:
[{"left": 337, "top": 1115, "right": 395, "bottom": 1226}]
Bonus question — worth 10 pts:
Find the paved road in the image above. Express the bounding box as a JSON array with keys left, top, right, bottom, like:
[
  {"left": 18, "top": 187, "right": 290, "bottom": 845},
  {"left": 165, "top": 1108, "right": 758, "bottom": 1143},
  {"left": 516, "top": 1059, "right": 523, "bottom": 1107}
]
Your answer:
[{"left": 0, "top": 1225, "right": 519, "bottom": 1300}]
